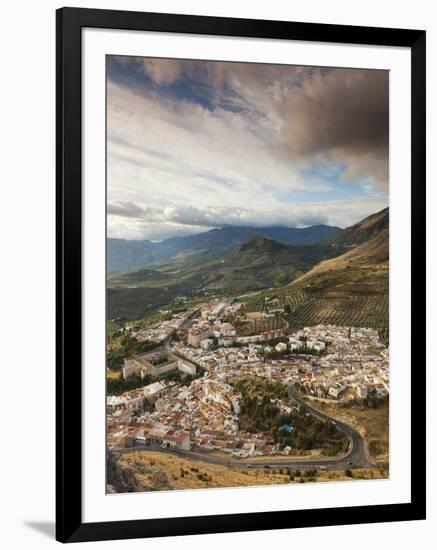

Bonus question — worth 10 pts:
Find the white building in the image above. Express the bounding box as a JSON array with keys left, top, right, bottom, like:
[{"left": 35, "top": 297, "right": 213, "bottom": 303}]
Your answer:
[
  {"left": 177, "top": 359, "right": 196, "bottom": 376},
  {"left": 328, "top": 384, "right": 347, "bottom": 399},
  {"left": 200, "top": 338, "right": 213, "bottom": 350},
  {"left": 307, "top": 340, "right": 326, "bottom": 351},
  {"left": 275, "top": 342, "right": 287, "bottom": 352},
  {"left": 218, "top": 336, "right": 234, "bottom": 347}
]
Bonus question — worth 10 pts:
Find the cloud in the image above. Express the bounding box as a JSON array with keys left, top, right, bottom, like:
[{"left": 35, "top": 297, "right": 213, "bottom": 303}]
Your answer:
[
  {"left": 106, "top": 79, "right": 308, "bottom": 211},
  {"left": 106, "top": 58, "right": 389, "bottom": 240},
  {"left": 162, "top": 200, "right": 390, "bottom": 229},
  {"left": 107, "top": 200, "right": 145, "bottom": 218},
  {"left": 275, "top": 69, "right": 389, "bottom": 190},
  {"left": 140, "top": 58, "right": 182, "bottom": 85},
  {"left": 107, "top": 198, "right": 388, "bottom": 240}
]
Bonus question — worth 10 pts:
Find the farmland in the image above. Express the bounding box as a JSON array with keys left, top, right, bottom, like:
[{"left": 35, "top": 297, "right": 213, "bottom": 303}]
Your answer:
[{"left": 241, "top": 269, "right": 388, "bottom": 332}]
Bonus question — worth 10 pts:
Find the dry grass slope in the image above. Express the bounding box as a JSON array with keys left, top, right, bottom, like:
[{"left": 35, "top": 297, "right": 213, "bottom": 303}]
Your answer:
[
  {"left": 308, "top": 400, "right": 389, "bottom": 465},
  {"left": 113, "top": 451, "right": 388, "bottom": 492}
]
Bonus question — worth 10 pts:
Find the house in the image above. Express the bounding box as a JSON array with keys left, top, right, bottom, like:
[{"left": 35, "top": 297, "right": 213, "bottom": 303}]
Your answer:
[
  {"left": 106, "top": 392, "right": 145, "bottom": 413},
  {"left": 218, "top": 336, "right": 234, "bottom": 347},
  {"left": 200, "top": 338, "right": 213, "bottom": 350},
  {"left": 188, "top": 322, "right": 212, "bottom": 347},
  {"left": 162, "top": 430, "right": 191, "bottom": 450},
  {"left": 289, "top": 337, "right": 301, "bottom": 350},
  {"left": 143, "top": 381, "right": 168, "bottom": 403},
  {"left": 275, "top": 342, "right": 287, "bottom": 353},
  {"left": 328, "top": 384, "right": 347, "bottom": 399},
  {"left": 307, "top": 340, "right": 326, "bottom": 351},
  {"left": 241, "top": 442, "right": 255, "bottom": 456},
  {"left": 313, "top": 341, "right": 326, "bottom": 352},
  {"left": 178, "top": 359, "right": 196, "bottom": 376}
]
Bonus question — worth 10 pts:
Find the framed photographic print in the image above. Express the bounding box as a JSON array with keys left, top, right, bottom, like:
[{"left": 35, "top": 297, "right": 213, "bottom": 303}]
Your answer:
[{"left": 56, "top": 7, "right": 426, "bottom": 543}]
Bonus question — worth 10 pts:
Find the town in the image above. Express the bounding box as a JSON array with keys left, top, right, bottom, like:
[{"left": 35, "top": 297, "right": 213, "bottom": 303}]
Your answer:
[{"left": 107, "top": 298, "right": 389, "bottom": 460}]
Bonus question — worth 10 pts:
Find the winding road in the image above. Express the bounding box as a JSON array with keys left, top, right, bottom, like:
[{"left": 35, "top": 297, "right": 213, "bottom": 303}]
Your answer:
[
  {"left": 116, "top": 386, "right": 374, "bottom": 471},
  {"left": 285, "top": 386, "right": 374, "bottom": 469}
]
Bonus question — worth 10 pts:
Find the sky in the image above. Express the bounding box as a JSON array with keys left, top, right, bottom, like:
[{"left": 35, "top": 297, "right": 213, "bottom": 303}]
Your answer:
[{"left": 106, "top": 56, "right": 389, "bottom": 241}]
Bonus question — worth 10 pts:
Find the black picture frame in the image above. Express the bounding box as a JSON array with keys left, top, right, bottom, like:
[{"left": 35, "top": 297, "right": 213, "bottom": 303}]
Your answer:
[{"left": 56, "top": 7, "right": 426, "bottom": 543}]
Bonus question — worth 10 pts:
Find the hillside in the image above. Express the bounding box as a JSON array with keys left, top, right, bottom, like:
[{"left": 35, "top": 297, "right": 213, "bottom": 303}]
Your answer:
[
  {"left": 243, "top": 208, "right": 389, "bottom": 330},
  {"left": 292, "top": 229, "right": 388, "bottom": 289},
  {"left": 109, "top": 235, "right": 339, "bottom": 291},
  {"left": 107, "top": 235, "right": 341, "bottom": 319},
  {"left": 108, "top": 268, "right": 170, "bottom": 285},
  {"left": 198, "top": 235, "right": 338, "bottom": 291},
  {"left": 107, "top": 224, "right": 341, "bottom": 273},
  {"left": 325, "top": 207, "right": 388, "bottom": 248},
  {"left": 107, "top": 208, "right": 389, "bottom": 325}
]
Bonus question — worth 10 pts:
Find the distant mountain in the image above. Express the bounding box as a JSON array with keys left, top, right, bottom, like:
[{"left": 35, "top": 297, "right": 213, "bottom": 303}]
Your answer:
[
  {"left": 107, "top": 238, "right": 162, "bottom": 274},
  {"left": 107, "top": 224, "right": 341, "bottom": 273},
  {"left": 165, "top": 224, "right": 342, "bottom": 254},
  {"left": 108, "top": 234, "right": 340, "bottom": 318},
  {"left": 107, "top": 209, "right": 389, "bottom": 325}
]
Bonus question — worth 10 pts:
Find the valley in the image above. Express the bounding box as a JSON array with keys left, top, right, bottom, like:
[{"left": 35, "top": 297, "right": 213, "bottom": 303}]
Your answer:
[{"left": 107, "top": 208, "right": 389, "bottom": 332}]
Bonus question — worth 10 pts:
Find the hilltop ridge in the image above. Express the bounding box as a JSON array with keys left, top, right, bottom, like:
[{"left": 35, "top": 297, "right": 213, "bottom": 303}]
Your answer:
[
  {"left": 108, "top": 207, "right": 389, "bottom": 326},
  {"left": 107, "top": 223, "right": 341, "bottom": 273}
]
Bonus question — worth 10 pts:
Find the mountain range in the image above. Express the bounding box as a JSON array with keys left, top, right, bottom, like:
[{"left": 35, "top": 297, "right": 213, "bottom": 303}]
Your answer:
[
  {"left": 107, "top": 208, "right": 389, "bottom": 326},
  {"left": 107, "top": 224, "right": 341, "bottom": 274}
]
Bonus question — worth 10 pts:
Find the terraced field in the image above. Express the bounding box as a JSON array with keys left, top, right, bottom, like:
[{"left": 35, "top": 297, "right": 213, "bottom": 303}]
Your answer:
[
  {"left": 240, "top": 269, "right": 388, "bottom": 332},
  {"left": 284, "top": 290, "right": 308, "bottom": 313},
  {"left": 286, "top": 293, "right": 388, "bottom": 331}
]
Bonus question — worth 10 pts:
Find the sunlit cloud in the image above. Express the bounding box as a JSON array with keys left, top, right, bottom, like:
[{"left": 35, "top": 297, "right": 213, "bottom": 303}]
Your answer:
[{"left": 107, "top": 57, "right": 389, "bottom": 240}]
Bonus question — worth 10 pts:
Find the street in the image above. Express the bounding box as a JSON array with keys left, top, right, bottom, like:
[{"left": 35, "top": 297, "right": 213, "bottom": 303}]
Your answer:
[{"left": 116, "top": 386, "right": 374, "bottom": 471}]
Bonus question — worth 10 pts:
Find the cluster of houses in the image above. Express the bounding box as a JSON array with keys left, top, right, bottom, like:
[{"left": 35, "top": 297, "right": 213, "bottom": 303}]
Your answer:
[
  {"left": 107, "top": 371, "right": 295, "bottom": 457},
  {"left": 107, "top": 302, "right": 389, "bottom": 456},
  {"left": 187, "top": 319, "right": 284, "bottom": 349}
]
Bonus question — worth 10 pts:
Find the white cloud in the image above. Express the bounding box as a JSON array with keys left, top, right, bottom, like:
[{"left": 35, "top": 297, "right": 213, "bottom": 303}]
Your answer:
[
  {"left": 107, "top": 63, "right": 388, "bottom": 240},
  {"left": 107, "top": 198, "right": 388, "bottom": 240},
  {"left": 107, "top": 200, "right": 145, "bottom": 218}
]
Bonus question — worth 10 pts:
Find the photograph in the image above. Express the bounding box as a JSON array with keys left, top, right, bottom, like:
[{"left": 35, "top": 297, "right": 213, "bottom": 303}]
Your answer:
[
  {"left": 0, "top": 0, "right": 430, "bottom": 546},
  {"left": 105, "top": 55, "right": 390, "bottom": 493}
]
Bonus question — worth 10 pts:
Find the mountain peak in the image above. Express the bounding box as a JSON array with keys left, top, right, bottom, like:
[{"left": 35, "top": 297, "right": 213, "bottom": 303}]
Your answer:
[
  {"left": 107, "top": 223, "right": 342, "bottom": 273},
  {"left": 238, "top": 234, "right": 283, "bottom": 253}
]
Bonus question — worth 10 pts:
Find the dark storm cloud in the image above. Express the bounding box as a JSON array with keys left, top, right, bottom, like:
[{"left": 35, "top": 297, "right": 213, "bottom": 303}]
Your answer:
[
  {"left": 106, "top": 58, "right": 389, "bottom": 239},
  {"left": 276, "top": 69, "right": 389, "bottom": 190}
]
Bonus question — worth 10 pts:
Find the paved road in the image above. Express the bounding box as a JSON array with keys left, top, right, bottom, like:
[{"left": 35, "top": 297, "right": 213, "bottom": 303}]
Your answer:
[
  {"left": 286, "top": 386, "right": 374, "bottom": 469},
  {"left": 116, "top": 386, "right": 374, "bottom": 471}
]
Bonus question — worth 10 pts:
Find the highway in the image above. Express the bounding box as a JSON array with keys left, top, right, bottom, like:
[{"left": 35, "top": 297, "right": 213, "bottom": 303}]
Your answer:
[{"left": 116, "top": 386, "right": 374, "bottom": 472}]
